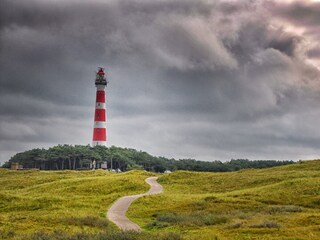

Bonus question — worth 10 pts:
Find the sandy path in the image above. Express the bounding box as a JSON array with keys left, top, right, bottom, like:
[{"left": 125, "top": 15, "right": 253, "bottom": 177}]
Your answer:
[{"left": 106, "top": 176, "right": 163, "bottom": 231}]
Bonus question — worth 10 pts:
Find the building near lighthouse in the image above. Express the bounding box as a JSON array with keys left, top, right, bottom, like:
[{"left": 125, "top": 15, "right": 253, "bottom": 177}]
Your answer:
[{"left": 92, "top": 67, "right": 108, "bottom": 147}]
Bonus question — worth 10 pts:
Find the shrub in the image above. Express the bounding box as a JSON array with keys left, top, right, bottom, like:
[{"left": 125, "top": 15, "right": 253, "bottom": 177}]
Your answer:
[
  {"left": 310, "top": 199, "right": 320, "bottom": 207},
  {"left": 64, "top": 216, "right": 109, "bottom": 228},
  {"left": 28, "top": 230, "right": 182, "bottom": 240},
  {"left": 0, "top": 230, "right": 15, "bottom": 239},
  {"left": 267, "top": 205, "right": 302, "bottom": 214},
  {"left": 203, "top": 196, "right": 221, "bottom": 203},
  {"left": 146, "top": 221, "right": 170, "bottom": 228},
  {"left": 251, "top": 221, "right": 280, "bottom": 228},
  {"left": 156, "top": 213, "right": 182, "bottom": 223},
  {"left": 202, "top": 214, "right": 228, "bottom": 225},
  {"left": 149, "top": 212, "right": 229, "bottom": 228},
  {"left": 225, "top": 222, "right": 242, "bottom": 229}
]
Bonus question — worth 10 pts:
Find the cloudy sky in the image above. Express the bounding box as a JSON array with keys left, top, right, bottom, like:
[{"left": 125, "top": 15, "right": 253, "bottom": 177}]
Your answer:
[{"left": 1, "top": 0, "right": 320, "bottom": 163}]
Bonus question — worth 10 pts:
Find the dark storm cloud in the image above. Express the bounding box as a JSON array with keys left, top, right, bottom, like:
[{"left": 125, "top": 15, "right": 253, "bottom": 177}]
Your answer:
[
  {"left": 268, "top": 0, "right": 320, "bottom": 59},
  {"left": 1, "top": 0, "right": 320, "bottom": 163},
  {"left": 270, "top": 0, "right": 320, "bottom": 27},
  {"left": 267, "top": 31, "right": 301, "bottom": 57},
  {"left": 308, "top": 47, "right": 320, "bottom": 59}
]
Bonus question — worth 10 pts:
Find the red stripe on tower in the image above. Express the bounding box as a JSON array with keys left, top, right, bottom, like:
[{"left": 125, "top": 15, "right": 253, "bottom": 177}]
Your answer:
[
  {"left": 92, "top": 67, "right": 108, "bottom": 146},
  {"left": 96, "top": 91, "right": 105, "bottom": 102},
  {"left": 93, "top": 128, "right": 107, "bottom": 141},
  {"left": 94, "top": 109, "right": 106, "bottom": 122}
]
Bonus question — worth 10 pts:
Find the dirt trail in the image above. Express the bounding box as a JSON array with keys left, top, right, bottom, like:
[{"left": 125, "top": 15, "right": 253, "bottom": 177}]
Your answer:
[{"left": 106, "top": 176, "right": 163, "bottom": 231}]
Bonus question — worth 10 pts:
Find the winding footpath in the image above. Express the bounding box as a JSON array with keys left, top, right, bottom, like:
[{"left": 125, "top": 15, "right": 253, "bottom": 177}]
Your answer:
[{"left": 106, "top": 176, "right": 163, "bottom": 231}]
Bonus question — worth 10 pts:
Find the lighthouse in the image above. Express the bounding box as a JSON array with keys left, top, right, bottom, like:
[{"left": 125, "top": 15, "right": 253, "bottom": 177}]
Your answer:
[{"left": 92, "top": 67, "right": 108, "bottom": 146}]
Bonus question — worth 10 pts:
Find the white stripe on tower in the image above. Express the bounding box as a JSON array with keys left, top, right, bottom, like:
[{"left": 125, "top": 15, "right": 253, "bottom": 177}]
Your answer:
[
  {"left": 94, "top": 121, "right": 107, "bottom": 128},
  {"left": 95, "top": 102, "right": 106, "bottom": 109}
]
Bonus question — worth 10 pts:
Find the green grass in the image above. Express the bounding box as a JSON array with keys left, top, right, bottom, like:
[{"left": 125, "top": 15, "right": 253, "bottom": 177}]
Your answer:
[
  {"left": 128, "top": 160, "right": 320, "bottom": 239},
  {"left": 1, "top": 160, "right": 320, "bottom": 239},
  {"left": 0, "top": 169, "right": 157, "bottom": 239}
]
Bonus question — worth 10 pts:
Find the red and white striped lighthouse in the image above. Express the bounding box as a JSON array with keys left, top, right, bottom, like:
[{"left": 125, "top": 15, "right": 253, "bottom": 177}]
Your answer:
[{"left": 92, "top": 67, "right": 108, "bottom": 146}]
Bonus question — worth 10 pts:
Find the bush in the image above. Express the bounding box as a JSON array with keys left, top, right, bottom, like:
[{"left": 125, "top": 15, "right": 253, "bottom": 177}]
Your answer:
[
  {"left": 28, "top": 230, "right": 182, "bottom": 240},
  {"left": 31, "top": 230, "right": 70, "bottom": 240},
  {"left": 201, "top": 214, "right": 228, "bottom": 225},
  {"left": 225, "top": 222, "right": 242, "bottom": 229},
  {"left": 267, "top": 205, "right": 302, "bottom": 214},
  {"left": 149, "top": 212, "right": 229, "bottom": 228},
  {"left": 146, "top": 221, "right": 170, "bottom": 228},
  {"left": 64, "top": 216, "right": 109, "bottom": 228},
  {"left": 0, "top": 230, "right": 15, "bottom": 239},
  {"left": 156, "top": 213, "right": 182, "bottom": 223},
  {"left": 251, "top": 221, "right": 280, "bottom": 228}
]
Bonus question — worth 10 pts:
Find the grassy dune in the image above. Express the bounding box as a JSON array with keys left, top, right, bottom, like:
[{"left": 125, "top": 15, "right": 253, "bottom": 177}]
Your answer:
[
  {"left": 0, "top": 169, "right": 161, "bottom": 239},
  {"left": 1, "top": 161, "right": 320, "bottom": 239},
  {"left": 128, "top": 160, "right": 320, "bottom": 239}
]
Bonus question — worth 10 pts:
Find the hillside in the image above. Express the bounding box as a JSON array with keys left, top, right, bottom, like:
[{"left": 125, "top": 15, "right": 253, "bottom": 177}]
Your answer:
[
  {"left": 1, "top": 161, "right": 319, "bottom": 239},
  {"left": 0, "top": 169, "right": 177, "bottom": 239},
  {"left": 128, "top": 160, "right": 320, "bottom": 239}
]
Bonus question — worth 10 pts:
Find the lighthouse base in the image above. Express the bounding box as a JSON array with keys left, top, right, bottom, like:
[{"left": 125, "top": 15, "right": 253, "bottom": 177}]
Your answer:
[{"left": 92, "top": 141, "right": 107, "bottom": 147}]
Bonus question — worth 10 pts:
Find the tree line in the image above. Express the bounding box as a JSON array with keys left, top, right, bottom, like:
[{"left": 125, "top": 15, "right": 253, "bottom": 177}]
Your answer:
[{"left": 1, "top": 144, "right": 294, "bottom": 172}]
